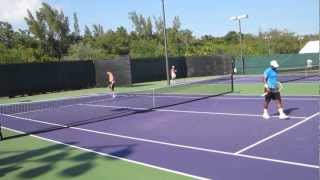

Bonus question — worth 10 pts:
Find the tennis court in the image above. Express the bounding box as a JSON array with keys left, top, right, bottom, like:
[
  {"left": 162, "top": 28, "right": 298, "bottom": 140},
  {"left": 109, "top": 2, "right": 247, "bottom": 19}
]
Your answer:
[
  {"left": 0, "top": 0, "right": 318, "bottom": 179},
  {"left": 0, "top": 74, "right": 318, "bottom": 180}
]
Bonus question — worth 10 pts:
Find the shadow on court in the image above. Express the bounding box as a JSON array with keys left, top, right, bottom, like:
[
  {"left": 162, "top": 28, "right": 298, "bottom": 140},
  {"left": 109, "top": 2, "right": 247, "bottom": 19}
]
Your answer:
[
  {"left": 0, "top": 139, "right": 136, "bottom": 179},
  {"left": 271, "top": 107, "right": 299, "bottom": 116}
]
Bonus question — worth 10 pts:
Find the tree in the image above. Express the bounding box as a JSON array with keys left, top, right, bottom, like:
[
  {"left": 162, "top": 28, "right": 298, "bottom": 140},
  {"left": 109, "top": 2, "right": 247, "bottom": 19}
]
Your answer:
[
  {"left": 66, "top": 42, "right": 106, "bottom": 60},
  {"left": 266, "top": 29, "right": 300, "bottom": 54},
  {"left": 0, "top": 21, "right": 14, "bottom": 48},
  {"left": 145, "top": 17, "right": 153, "bottom": 37},
  {"left": 0, "top": 4, "right": 314, "bottom": 63},
  {"left": 129, "top": 12, "right": 143, "bottom": 36},
  {"left": 129, "top": 38, "right": 163, "bottom": 58},
  {"left": 92, "top": 27, "right": 129, "bottom": 57},
  {"left": 224, "top": 31, "right": 239, "bottom": 44},
  {"left": 153, "top": 16, "right": 164, "bottom": 36},
  {"left": 72, "top": 12, "right": 81, "bottom": 42},
  {"left": 129, "top": 12, "right": 153, "bottom": 38},
  {"left": 92, "top": 24, "right": 104, "bottom": 37},
  {"left": 24, "top": 2, "right": 71, "bottom": 60},
  {"left": 84, "top": 26, "right": 92, "bottom": 37},
  {"left": 114, "top": 26, "right": 130, "bottom": 55},
  {"left": 172, "top": 16, "right": 181, "bottom": 31},
  {"left": 73, "top": 13, "right": 80, "bottom": 36},
  {"left": 0, "top": 21, "right": 39, "bottom": 63}
]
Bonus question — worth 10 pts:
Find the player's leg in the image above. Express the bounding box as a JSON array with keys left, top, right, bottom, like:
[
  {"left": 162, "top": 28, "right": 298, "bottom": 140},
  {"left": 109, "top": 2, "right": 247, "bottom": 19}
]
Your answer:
[
  {"left": 263, "top": 93, "right": 272, "bottom": 119},
  {"left": 111, "top": 81, "right": 116, "bottom": 98},
  {"left": 107, "top": 81, "right": 111, "bottom": 91},
  {"left": 172, "top": 74, "right": 176, "bottom": 84},
  {"left": 275, "top": 93, "right": 288, "bottom": 119}
]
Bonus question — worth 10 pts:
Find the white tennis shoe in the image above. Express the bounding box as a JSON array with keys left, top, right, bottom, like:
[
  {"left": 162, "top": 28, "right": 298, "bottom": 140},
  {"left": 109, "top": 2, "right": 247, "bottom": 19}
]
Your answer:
[
  {"left": 279, "top": 113, "right": 289, "bottom": 119},
  {"left": 262, "top": 112, "right": 270, "bottom": 119}
]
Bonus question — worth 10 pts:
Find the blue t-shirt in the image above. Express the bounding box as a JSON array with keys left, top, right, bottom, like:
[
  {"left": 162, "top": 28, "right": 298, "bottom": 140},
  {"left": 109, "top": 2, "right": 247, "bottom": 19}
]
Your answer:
[{"left": 264, "top": 67, "right": 278, "bottom": 89}]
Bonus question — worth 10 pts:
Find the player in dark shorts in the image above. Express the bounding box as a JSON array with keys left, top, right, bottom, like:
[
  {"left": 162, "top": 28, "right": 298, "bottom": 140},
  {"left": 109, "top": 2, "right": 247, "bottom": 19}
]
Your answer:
[
  {"left": 106, "top": 71, "right": 116, "bottom": 98},
  {"left": 263, "top": 60, "right": 288, "bottom": 119}
]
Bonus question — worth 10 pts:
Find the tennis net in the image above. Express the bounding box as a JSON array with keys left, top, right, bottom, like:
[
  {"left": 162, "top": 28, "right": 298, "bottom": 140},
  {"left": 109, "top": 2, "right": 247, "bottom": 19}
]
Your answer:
[
  {"left": 0, "top": 74, "right": 233, "bottom": 139},
  {"left": 278, "top": 65, "right": 319, "bottom": 83}
]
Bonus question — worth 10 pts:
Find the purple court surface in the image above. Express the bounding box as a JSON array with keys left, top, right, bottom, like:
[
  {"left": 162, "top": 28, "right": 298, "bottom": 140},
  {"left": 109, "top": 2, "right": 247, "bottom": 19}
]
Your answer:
[{"left": 1, "top": 95, "right": 319, "bottom": 180}]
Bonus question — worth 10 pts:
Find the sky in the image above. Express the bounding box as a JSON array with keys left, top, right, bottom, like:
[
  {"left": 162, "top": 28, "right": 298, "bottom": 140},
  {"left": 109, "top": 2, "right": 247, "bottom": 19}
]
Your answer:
[{"left": 0, "top": 0, "right": 318, "bottom": 37}]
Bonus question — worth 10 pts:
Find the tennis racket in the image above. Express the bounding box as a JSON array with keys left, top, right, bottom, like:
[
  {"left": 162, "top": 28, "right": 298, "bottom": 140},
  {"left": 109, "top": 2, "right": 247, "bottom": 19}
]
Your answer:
[
  {"left": 261, "top": 82, "right": 283, "bottom": 96},
  {"left": 261, "top": 84, "right": 269, "bottom": 96},
  {"left": 276, "top": 82, "right": 283, "bottom": 92}
]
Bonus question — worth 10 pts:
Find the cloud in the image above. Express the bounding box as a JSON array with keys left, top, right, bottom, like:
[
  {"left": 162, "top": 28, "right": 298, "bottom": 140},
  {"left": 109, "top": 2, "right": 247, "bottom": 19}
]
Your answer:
[{"left": 0, "top": 0, "right": 42, "bottom": 22}]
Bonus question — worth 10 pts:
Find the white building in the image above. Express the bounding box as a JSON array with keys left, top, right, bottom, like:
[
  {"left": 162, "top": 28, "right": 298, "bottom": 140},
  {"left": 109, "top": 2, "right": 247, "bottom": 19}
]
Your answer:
[{"left": 299, "top": 40, "right": 319, "bottom": 54}]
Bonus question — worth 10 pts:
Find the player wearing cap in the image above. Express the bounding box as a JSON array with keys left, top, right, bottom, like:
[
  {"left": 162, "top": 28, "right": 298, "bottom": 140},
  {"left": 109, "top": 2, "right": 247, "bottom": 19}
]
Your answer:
[{"left": 262, "top": 60, "right": 288, "bottom": 119}]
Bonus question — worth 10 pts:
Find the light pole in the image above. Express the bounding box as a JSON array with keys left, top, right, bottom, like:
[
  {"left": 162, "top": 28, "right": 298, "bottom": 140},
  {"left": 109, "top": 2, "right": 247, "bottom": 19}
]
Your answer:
[
  {"left": 264, "top": 35, "right": 272, "bottom": 56},
  {"left": 161, "top": 0, "right": 170, "bottom": 86},
  {"left": 230, "top": 14, "right": 248, "bottom": 74}
]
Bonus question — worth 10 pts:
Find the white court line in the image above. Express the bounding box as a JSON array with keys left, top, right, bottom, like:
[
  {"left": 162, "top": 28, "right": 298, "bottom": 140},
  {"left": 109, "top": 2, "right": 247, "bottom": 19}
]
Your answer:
[
  {"left": 82, "top": 104, "right": 307, "bottom": 119},
  {"left": 2, "top": 114, "right": 318, "bottom": 169},
  {"left": 235, "top": 112, "right": 320, "bottom": 154},
  {"left": 2, "top": 127, "right": 209, "bottom": 180}
]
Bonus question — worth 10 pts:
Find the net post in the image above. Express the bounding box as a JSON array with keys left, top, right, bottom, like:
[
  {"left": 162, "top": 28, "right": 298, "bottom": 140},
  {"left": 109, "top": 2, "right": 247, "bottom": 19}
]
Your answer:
[
  {"left": 0, "top": 108, "right": 3, "bottom": 141},
  {"left": 0, "top": 124, "right": 2, "bottom": 141},
  {"left": 231, "top": 58, "right": 235, "bottom": 92},
  {"left": 152, "top": 88, "right": 155, "bottom": 108},
  {"left": 231, "top": 73, "right": 234, "bottom": 92},
  {"left": 304, "top": 65, "right": 307, "bottom": 78}
]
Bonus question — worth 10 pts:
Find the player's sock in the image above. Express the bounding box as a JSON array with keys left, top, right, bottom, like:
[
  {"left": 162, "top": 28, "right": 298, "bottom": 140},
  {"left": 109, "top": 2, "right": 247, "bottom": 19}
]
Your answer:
[{"left": 278, "top": 108, "right": 286, "bottom": 115}]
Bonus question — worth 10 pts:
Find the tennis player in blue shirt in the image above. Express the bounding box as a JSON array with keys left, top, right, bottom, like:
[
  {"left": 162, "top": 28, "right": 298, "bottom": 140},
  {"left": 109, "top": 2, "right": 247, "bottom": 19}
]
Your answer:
[{"left": 263, "top": 60, "right": 288, "bottom": 119}]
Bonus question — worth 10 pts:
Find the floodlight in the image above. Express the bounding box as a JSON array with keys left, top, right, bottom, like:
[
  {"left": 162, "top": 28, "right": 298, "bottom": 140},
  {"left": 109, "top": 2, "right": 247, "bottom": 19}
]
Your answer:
[{"left": 238, "top": 14, "right": 248, "bottom": 19}]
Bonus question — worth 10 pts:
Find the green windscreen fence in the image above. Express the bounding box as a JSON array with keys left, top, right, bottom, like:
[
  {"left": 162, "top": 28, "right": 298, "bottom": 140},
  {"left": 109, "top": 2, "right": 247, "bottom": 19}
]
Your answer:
[
  {"left": 0, "top": 61, "right": 95, "bottom": 97},
  {"left": 131, "top": 55, "right": 233, "bottom": 83},
  {"left": 235, "top": 53, "right": 319, "bottom": 74}
]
